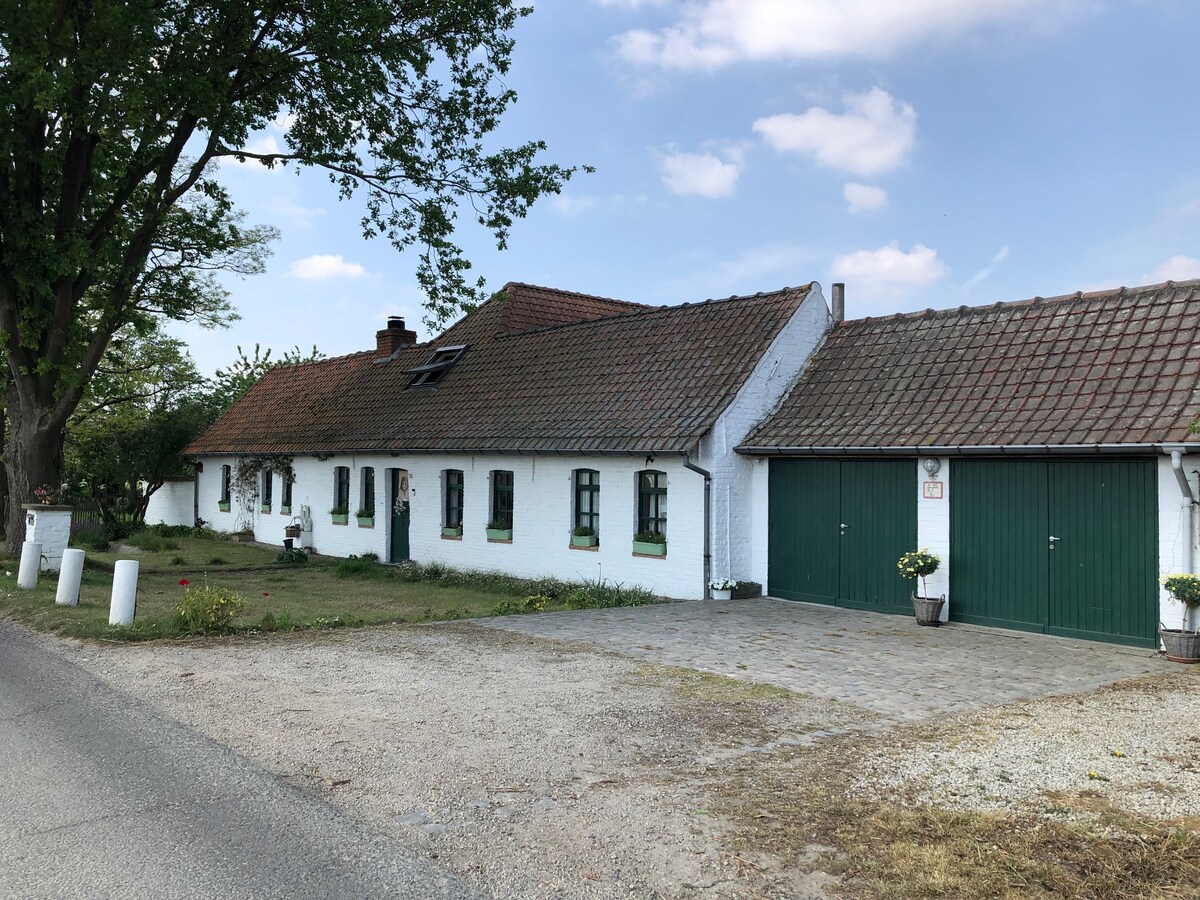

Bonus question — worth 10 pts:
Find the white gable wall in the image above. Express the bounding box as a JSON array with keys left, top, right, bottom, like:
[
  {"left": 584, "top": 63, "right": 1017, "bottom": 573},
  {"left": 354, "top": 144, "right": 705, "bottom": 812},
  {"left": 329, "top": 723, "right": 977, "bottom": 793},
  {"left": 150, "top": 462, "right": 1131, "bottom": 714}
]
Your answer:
[
  {"left": 197, "top": 452, "right": 705, "bottom": 599},
  {"left": 143, "top": 479, "right": 196, "bottom": 527},
  {"left": 699, "top": 285, "right": 831, "bottom": 588}
]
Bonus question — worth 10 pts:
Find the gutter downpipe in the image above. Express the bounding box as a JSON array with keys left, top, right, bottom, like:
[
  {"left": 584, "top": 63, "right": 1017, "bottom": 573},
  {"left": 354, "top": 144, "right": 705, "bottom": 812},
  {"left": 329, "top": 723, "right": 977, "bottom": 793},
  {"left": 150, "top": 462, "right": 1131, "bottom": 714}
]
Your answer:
[
  {"left": 683, "top": 453, "right": 713, "bottom": 600},
  {"left": 1170, "top": 449, "right": 1197, "bottom": 630}
]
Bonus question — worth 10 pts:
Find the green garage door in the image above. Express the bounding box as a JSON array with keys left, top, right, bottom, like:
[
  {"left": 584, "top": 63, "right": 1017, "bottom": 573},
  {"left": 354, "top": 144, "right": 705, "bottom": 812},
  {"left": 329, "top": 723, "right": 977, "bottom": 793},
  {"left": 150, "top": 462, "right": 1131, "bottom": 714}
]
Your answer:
[
  {"left": 950, "top": 459, "right": 1157, "bottom": 647},
  {"left": 768, "top": 458, "right": 916, "bottom": 614}
]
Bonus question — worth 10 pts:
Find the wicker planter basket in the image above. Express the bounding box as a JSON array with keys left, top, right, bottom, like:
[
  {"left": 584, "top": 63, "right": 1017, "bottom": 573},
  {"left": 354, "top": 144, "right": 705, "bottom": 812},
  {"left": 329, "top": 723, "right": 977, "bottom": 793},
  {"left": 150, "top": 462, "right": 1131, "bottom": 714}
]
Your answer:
[
  {"left": 1160, "top": 629, "right": 1200, "bottom": 663},
  {"left": 912, "top": 594, "right": 946, "bottom": 627}
]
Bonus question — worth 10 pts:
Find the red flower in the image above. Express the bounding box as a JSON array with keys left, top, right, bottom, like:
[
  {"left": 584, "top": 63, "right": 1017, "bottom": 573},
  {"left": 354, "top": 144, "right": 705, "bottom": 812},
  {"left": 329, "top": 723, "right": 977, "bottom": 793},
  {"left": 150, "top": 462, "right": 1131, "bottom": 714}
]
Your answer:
[
  {"left": 262, "top": 592, "right": 270, "bottom": 597},
  {"left": 179, "top": 578, "right": 190, "bottom": 586}
]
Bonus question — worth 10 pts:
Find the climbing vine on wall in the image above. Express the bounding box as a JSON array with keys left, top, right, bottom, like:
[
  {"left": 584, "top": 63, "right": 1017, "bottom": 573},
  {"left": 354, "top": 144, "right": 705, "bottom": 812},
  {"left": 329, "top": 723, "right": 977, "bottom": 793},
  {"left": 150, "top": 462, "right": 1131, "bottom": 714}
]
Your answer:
[{"left": 231, "top": 455, "right": 295, "bottom": 533}]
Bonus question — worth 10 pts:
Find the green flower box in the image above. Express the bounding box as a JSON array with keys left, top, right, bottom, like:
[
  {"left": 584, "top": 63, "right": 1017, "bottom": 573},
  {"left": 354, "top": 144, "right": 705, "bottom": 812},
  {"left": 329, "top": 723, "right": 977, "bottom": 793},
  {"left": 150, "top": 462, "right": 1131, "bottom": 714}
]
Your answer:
[
  {"left": 442, "top": 526, "right": 462, "bottom": 538},
  {"left": 632, "top": 540, "right": 666, "bottom": 557},
  {"left": 331, "top": 514, "right": 348, "bottom": 525},
  {"left": 260, "top": 504, "right": 271, "bottom": 514},
  {"left": 486, "top": 528, "right": 513, "bottom": 541},
  {"left": 571, "top": 534, "right": 598, "bottom": 548},
  {"left": 218, "top": 501, "right": 231, "bottom": 512},
  {"left": 357, "top": 516, "right": 375, "bottom": 528},
  {"left": 279, "top": 505, "right": 291, "bottom": 515}
]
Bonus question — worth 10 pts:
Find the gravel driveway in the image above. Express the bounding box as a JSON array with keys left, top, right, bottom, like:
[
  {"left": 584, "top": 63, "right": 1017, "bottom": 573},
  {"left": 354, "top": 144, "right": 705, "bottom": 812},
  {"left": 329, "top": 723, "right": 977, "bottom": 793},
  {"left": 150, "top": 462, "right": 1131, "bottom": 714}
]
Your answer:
[{"left": 42, "top": 618, "right": 1200, "bottom": 899}]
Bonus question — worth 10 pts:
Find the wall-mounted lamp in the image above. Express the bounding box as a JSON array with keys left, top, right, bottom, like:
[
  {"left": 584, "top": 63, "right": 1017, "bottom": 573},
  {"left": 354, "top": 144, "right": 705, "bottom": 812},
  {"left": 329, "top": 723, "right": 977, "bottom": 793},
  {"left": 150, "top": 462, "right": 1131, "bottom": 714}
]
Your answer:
[
  {"left": 645, "top": 455, "right": 655, "bottom": 466},
  {"left": 921, "top": 458, "right": 941, "bottom": 478}
]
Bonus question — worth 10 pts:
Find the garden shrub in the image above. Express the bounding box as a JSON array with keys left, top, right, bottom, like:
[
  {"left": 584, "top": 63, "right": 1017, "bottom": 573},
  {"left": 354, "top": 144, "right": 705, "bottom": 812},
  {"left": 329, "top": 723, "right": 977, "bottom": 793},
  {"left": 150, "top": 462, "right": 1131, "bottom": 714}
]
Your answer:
[
  {"left": 70, "top": 521, "right": 110, "bottom": 553},
  {"left": 125, "top": 530, "right": 179, "bottom": 552},
  {"left": 333, "top": 553, "right": 382, "bottom": 578},
  {"left": 492, "top": 598, "right": 524, "bottom": 616},
  {"left": 176, "top": 583, "right": 246, "bottom": 634},
  {"left": 276, "top": 547, "right": 309, "bottom": 565}
]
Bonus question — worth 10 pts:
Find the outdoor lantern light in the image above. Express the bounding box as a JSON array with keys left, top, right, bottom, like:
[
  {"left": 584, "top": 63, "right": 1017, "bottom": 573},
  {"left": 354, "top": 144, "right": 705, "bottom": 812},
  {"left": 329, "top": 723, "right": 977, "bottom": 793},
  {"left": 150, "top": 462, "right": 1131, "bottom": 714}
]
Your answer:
[{"left": 922, "top": 458, "right": 941, "bottom": 477}]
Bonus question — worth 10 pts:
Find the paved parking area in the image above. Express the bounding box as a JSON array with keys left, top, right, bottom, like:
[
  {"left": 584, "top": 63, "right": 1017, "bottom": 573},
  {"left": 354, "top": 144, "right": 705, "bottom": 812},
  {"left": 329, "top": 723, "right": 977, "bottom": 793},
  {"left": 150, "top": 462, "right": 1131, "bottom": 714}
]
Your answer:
[{"left": 483, "top": 598, "right": 1167, "bottom": 721}]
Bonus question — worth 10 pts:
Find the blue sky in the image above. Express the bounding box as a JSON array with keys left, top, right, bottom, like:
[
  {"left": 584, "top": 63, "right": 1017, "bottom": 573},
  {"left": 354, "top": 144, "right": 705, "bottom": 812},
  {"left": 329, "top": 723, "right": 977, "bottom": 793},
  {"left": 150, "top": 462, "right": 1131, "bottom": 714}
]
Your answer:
[{"left": 176, "top": 0, "right": 1200, "bottom": 375}]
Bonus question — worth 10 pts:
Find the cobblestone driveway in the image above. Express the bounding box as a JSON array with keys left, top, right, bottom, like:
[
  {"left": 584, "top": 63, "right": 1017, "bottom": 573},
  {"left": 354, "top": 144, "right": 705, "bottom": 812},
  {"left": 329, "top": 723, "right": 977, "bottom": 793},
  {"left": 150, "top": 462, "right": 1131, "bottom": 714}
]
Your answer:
[{"left": 483, "top": 598, "right": 1167, "bottom": 721}]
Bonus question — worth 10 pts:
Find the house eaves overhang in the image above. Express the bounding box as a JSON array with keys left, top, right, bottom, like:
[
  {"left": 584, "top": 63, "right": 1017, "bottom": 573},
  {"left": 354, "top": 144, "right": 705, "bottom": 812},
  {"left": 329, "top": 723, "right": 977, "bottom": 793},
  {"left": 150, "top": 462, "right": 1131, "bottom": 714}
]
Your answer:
[
  {"left": 187, "top": 447, "right": 696, "bottom": 459},
  {"left": 735, "top": 442, "right": 1198, "bottom": 457}
]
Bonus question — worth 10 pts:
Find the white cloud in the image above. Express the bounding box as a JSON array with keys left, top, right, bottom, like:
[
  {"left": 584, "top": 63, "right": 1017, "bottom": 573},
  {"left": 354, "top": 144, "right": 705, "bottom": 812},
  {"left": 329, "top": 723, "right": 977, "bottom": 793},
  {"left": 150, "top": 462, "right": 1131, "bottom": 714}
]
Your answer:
[
  {"left": 220, "top": 133, "right": 285, "bottom": 169},
  {"left": 546, "top": 192, "right": 647, "bottom": 216},
  {"left": 1145, "top": 255, "right": 1200, "bottom": 283},
  {"left": 593, "top": 0, "right": 668, "bottom": 7},
  {"left": 614, "top": 0, "right": 1062, "bottom": 69},
  {"left": 288, "top": 254, "right": 366, "bottom": 280},
  {"left": 831, "top": 242, "right": 945, "bottom": 298},
  {"left": 843, "top": 182, "right": 888, "bottom": 214},
  {"left": 659, "top": 149, "right": 742, "bottom": 198},
  {"left": 964, "top": 245, "right": 1010, "bottom": 289},
  {"left": 754, "top": 88, "right": 916, "bottom": 178},
  {"left": 266, "top": 198, "right": 326, "bottom": 223}
]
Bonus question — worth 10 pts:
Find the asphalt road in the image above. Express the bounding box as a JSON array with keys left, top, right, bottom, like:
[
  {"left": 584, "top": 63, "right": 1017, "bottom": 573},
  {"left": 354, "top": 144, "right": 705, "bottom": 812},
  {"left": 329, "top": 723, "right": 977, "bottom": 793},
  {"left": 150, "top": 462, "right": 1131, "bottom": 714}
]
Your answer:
[{"left": 0, "top": 621, "right": 482, "bottom": 899}]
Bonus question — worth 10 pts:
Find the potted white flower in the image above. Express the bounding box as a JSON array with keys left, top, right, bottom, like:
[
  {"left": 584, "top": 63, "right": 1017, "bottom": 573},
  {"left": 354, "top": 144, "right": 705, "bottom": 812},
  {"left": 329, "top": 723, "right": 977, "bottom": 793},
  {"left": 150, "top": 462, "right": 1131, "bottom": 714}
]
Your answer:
[
  {"left": 1160, "top": 573, "right": 1200, "bottom": 663},
  {"left": 897, "top": 549, "right": 944, "bottom": 626},
  {"left": 709, "top": 578, "right": 737, "bottom": 601}
]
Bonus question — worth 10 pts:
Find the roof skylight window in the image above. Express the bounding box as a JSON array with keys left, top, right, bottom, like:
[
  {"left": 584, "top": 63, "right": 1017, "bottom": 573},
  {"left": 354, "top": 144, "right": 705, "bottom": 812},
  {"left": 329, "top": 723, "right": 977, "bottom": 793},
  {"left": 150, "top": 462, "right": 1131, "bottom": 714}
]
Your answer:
[{"left": 404, "top": 344, "right": 468, "bottom": 387}]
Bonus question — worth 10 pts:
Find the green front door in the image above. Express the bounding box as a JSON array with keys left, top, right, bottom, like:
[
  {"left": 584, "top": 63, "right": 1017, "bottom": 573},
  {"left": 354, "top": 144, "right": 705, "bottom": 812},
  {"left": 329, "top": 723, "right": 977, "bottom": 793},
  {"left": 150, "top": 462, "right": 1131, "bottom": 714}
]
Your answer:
[
  {"left": 950, "top": 460, "right": 1050, "bottom": 631},
  {"left": 950, "top": 459, "right": 1157, "bottom": 647},
  {"left": 768, "top": 458, "right": 916, "bottom": 613},
  {"left": 768, "top": 459, "right": 840, "bottom": 604},
  {"left": 389, "top": 468, "right": 410, "bottom": 563},
  {"left": 1048, "top": 460, "right": 1157, "bottom": 646}
]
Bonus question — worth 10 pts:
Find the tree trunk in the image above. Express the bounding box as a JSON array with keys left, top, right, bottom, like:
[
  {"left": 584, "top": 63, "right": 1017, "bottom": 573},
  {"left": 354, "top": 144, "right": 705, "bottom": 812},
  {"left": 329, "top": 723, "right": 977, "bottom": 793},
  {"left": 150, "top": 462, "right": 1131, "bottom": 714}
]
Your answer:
[{"left": 4, "top": 395, "right": 64, "bottom": 555}]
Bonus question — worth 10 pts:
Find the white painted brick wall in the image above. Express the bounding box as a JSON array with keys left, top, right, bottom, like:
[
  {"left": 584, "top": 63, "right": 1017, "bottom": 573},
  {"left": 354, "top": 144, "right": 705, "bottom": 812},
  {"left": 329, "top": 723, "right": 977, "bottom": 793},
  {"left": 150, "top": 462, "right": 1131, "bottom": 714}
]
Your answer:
[
  {"left": 198, "top": 453, "right": 706, "bottom": 598},
  {"left": 1157, "top": 454, "right": 1199, "bottom": 633},
  {"left": 25, "top": 506, "right": 72, "bottom": 572},
  {"left": 144, "top": 480, "right": 195, "bottom": 527},
  {"left": 915, "top": 457, "right": 950, "bottom": 622},
  {"left": 703, "top": 285, "right": 831, "bottom": 588}
]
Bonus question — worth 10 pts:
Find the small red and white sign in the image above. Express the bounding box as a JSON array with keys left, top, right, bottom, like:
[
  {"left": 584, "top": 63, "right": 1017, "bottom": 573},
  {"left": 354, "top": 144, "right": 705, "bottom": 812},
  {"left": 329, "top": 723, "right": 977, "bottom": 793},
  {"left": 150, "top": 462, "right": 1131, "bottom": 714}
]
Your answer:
[{"left": 922, "top": 481, "right": 944, "bottom": 500}]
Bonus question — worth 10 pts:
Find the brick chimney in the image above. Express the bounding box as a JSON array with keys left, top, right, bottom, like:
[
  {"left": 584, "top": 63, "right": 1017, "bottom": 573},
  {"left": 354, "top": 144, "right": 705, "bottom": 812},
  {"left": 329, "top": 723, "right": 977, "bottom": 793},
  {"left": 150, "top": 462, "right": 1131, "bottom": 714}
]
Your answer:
[{"left": 376, "top": 316, "right": 417, "bottom": 358}]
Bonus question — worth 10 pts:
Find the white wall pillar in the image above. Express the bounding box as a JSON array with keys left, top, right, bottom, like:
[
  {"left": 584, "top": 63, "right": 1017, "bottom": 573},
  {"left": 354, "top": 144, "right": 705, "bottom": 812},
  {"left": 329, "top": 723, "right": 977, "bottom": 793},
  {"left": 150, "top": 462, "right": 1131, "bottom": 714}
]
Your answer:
[
  {"left": 915, "top": 457, "right": 951, "bottom": 622},
  {"left": 24, "top": 504, "right": 73, "bottom": 573}
]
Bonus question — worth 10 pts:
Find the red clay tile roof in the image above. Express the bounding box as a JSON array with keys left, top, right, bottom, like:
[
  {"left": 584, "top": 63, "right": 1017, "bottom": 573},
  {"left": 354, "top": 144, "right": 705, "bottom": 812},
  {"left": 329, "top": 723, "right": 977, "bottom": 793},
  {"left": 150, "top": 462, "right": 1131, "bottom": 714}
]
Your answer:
[
  {"left": 187, "top": 284, "right": 813, "bottom": 456},
  {"left": 433, "top": 282, "right": 649, "bottom": 346},
  {"left": 740, "top": 280, "right": 1200, "bottom": 452}
]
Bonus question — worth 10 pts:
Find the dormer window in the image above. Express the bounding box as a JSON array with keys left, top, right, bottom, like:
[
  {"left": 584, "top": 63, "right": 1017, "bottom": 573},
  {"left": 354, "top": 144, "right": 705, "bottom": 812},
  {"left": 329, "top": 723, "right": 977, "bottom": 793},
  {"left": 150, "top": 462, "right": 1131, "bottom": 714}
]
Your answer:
[{"left": 405, "top": 345, "right": 468, "bottom": 387}]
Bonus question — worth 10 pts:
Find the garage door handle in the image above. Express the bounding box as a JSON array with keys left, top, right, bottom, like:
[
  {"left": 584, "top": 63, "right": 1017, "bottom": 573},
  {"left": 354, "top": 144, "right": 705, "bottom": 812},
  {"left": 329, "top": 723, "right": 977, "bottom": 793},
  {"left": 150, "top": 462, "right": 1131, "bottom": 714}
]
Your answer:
[
  {"left": 1048, "top": 535, "right": 1060, "bottom": 550},
  {"left": 840, "top": 523, "right": 847, "bottom": 534}
]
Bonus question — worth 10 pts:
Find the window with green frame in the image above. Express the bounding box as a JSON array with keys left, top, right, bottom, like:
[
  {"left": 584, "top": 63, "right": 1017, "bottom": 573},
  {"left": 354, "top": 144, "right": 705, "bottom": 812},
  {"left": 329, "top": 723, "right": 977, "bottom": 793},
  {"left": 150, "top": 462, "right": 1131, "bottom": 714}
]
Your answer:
[
  {"left": 444, "top": 469, "right": 464, "bottom": 528},
  {"left": 281, "top": 467, "right": 294, "bottom": 509},
  {"left": 360, "top": 467, "right": 375, "bottom": 516},
  {"left": 261, "top": 469, "right": 272, "bottom": 507},
  {"left": 490, "top": 470, "right": 513, "bottom": 529},
  {"left": 637, "top": 470, "right": 667, "bottom": 536},
  {"left": 333, "top": 466, "right": 350, "bottom": 511},
  {"left": 220, "top": 464, "right": 231, "bottom": 504},
  {"left": 574, "top": 469, "right": 599, "bottom": 533}
]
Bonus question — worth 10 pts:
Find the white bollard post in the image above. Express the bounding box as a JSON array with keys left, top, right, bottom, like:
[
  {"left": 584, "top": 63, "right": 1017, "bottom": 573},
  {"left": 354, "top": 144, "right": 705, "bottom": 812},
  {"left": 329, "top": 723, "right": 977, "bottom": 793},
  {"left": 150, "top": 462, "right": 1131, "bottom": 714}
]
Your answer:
[
  {"left": 17, "top": 541, "right": 42, "bottom": 589},
  {"left": 55, "top": 548, "right": 86, "bottom": 606},
  {"left": 109, "top": 559, "right": 139, "bottom": 626}
]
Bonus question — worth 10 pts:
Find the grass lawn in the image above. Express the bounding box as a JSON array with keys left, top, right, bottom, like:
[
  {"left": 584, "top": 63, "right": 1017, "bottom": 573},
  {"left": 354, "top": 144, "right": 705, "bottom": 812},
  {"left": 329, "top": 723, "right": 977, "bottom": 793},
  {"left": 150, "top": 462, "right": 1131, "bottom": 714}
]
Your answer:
[
  {"left": 85, "top": 535, "right": 287, "bottom": 572},
  {"left": 0, "top": 533, "right": 658, "bottom": 641}
]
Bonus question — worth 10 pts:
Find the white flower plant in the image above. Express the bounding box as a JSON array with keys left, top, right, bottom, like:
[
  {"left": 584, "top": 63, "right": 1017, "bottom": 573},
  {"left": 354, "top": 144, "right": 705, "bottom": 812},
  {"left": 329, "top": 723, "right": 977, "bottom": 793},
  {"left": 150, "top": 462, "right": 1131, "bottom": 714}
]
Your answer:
[{"left": 709, "top": 578, "right": 737, "bottom": 591}]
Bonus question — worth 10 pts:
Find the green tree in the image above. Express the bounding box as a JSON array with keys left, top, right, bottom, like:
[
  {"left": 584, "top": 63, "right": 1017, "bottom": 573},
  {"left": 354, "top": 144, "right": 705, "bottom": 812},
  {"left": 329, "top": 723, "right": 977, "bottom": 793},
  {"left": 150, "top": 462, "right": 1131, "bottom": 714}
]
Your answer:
[{"left": 0, "top": 1, "right": 579, "bottom": 550}]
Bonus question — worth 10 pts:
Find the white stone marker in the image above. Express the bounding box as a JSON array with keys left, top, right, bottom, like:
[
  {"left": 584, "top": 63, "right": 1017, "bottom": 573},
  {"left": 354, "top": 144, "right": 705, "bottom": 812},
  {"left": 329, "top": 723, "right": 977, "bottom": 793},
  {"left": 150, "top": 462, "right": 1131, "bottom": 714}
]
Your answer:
[
  {"left": 55, "top": 548, "right": 86, "bottom": 606},
  {"left": 17, "top": 540, "right": 42, "bottom": 589},
  {"left": 109, "top": 559, "right": 139, "bottom": 626}
]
